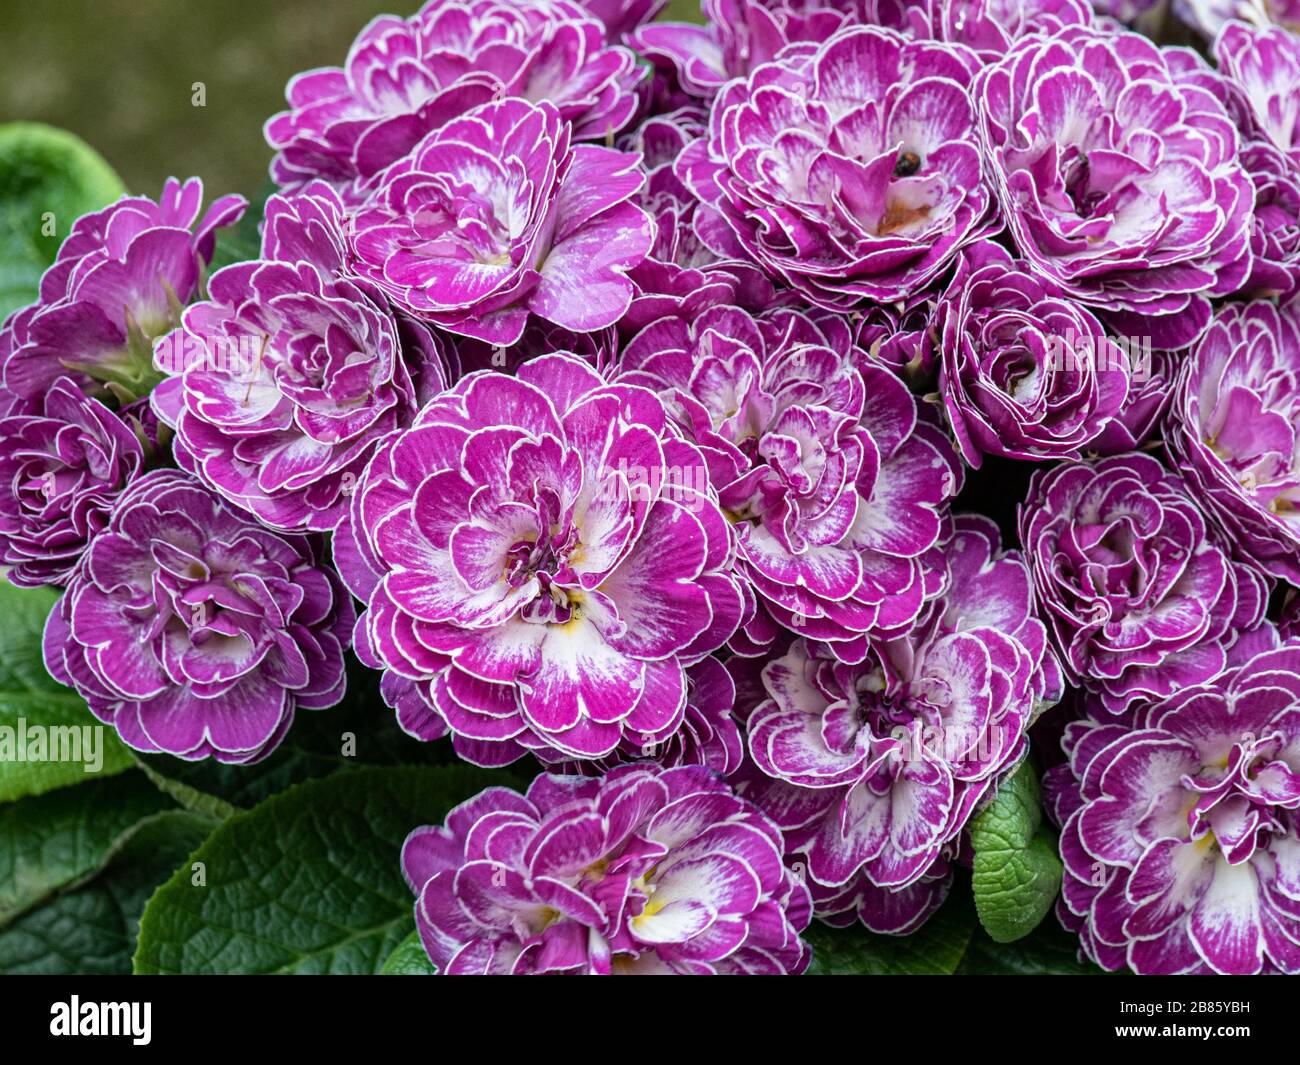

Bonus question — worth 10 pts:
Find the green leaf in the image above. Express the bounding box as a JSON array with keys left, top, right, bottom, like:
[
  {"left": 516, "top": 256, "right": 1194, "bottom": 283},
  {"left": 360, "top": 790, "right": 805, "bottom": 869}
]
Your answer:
[
  {"left": 969, "top": 760, "right": 1063, "bottom": 943},
  {"left": 0, "top": 581, "right": 135, "bottom": 802},
  {"left": 0, "top": 772, "right": 171, "bottom": 926},
  {"left": 957, "top": 920, "right": 1114, "bottom": 976},
  {"left": 0, "top": 809, "right": 214, "bottom": 975},
  {"left": 380, "top": 929, "right": 435, "bottom": 975},
  {"left": 0, "top": 122, "right": 125, "bottom": 317},
  {"left": 805, "top": 890, "right": 978, "bottom": 975},
  {"left": 133, "top": 764, "right": 517, "bottom": 974}
]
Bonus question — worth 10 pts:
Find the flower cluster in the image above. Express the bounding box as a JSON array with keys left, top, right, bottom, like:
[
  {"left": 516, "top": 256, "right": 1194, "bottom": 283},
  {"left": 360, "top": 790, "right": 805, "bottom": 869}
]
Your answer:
[{"left": 12, "top": 0, "right": 1300, "bottom": 979}]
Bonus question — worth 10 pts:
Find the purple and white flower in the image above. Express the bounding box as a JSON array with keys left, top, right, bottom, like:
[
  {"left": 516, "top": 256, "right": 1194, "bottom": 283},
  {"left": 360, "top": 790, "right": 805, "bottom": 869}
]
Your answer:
[
  {"left": 1166, "top": 297, "right": 1300, "bottom": 583},
  {"left": 336, "top": 352, "right": 743, "bottom": 766},
  {"left": 348, "top": 97, "right": 653, "bottom": 346},
  {"left": 0, "top": 377, "right": 150, "bottom": 588},
  {"left": 678, "top": 25, "right": 995, "bottom": 308},
  {"left": 265, "top": 0, "right": 645, "bottom": 195},
  {"left": 618, "top": 303, "right": 960, "bottom": 659},
  {"left": 1020, "top": 453, "right": 1269, "bottom": 715},
  {"left": 975, "top": 25, "right": 1254, "bottom": 348},
  {"left": 43, "top": 470, "right": 354, "bottom": 764},
  {"left": 738, "top": 517, "right": 1059, "bottom": 931},
  {"left": 1048, "top": 641, "right": 1300, "bottom": 974},
  {"left": 151, "top": 184, "right": 448, "bottom": 533},
  {"left": 402, "top": 762, "right": 812, "bottom": 974}
]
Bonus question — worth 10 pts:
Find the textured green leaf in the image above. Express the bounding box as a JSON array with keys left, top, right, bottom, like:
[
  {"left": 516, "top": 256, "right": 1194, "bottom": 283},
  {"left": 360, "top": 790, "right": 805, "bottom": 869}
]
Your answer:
[
  {"left": 380, "top": 929, "right": 435, "bottom": 975},
  {"left": 134, "top": 764, "right": 516, "bottom": 974},
  {"left": 805, "top": 891, "right": 977, "bottom": 975},
  {"left": 0, "top": 581, "right": 134, "bottom": 802},
  {"left": 0, "top": 809, "right": 214, "bottom": 975},
  {"left": 0, "top": 122, "right": 124, "bottom": 317},
  {"left": 970, "top": 761, "right": 1063, "bottom": 943},
  {"left": 0, "top": 772, "right": 171, "bottom": 926},
  {"left": 957, "top": 919, "right": 1113, "bottom": 975}
]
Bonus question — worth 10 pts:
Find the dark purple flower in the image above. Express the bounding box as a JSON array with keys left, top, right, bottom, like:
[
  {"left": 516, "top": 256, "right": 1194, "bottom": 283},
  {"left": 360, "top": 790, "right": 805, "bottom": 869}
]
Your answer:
[
  {"left": 1087, "top": 348, "right": 1174, "bottom": 455},
  {"left": 43, "top": 470, "right": 354, "bottom": 764},
  {"left": 975, "top": 25, "right": 1254, "bottom": 348},
  {"left": 936, "top": 240, "right": 1130, "bottom": 466},
  {"left": 348, "top": 98, "right": 653, "bottom": 346},
  {"left": 150, "top": 184, "right": 449, "bottom": 533},
  {"left": 265, "top": 0, "right": 645, "bottom": 195},
  {"left": 1048, "top": 640, "right": 1300, "bottom": 974},
  {"left": 1, "top": 178, "right": 244, "bottom": 403},
  {"left": 1020, "top": 452, "right": 1270, "bottom": 714},
  {"left": 678, "top": 25, "right": 995, "bottom": 308},
  {"left": 0, "top": 377, "right": 149, "bottom": 588},
  {"left": 402, "top": 763, "right": 812, "bottom": 974},
  {"left": 336, "top": 353, "right": 743, "bottom": 766}
]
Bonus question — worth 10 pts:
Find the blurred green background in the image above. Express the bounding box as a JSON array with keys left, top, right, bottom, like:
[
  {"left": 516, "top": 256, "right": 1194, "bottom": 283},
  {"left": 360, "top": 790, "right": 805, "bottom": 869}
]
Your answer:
[{"left": 0, "top": 0, "right": 703, "bottom": 200}]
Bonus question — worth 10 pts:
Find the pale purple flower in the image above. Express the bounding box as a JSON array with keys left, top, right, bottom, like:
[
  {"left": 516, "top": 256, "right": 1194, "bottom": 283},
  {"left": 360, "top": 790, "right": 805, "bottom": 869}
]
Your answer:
[
  {"left": 43, "top": 470, "right": 354, "bottom": 764},
  {"left": 335, "top": 353, "right": 743, "bottom": 766},
  {"left": 1209, "top": 23, "right": 1300, "bottom": 298},
  {"left": 1168, "top": 39, "right": 1300, "bottom": 300},
  {"left": 737, "top": 517, "right": 1059, "bottom": 931},
  {"left": 1048, "top": 641, "right": 1300, "bottom": 975},
  {"left": 936, "top": 240, "right": 1130, "bottom": 466},
  {"left": 1, "top": 178, "right": 244, "bottom": 402},
  {"left": 617, "top": 303, "right": 961, "bottom": 660},
  {"left": 678, "top": 25, "right": 996, "bottom": 308},
  {"left": 1020, "top": 453, "right": 1270, "bottom": 714},
  {"left": 631, "top": 0, "right": 855, "bottom": 101},
  {"left": 265, "top": 0, "right": 645, "bottom": 195},
  {"left": 975, "top": 26, "right": 1254, "bottom": 348},
  {"left": 402, "top": 763, "right": 812, "bottom": 974},
  {"left": 150, "top": 184, "right": 449, "bottom": 533},
  {"left": 1167, "top": 297, "right": 1300, "bottom": 583},
  {"left": 1176, "top": 0, "right": 1300, "bottom": 39},
  {"left": 0, "top": 377, "right": 149, "bottom": 588},
  {"left": 865, "top": 0, "right": 1094, "bottom": 61},
  {"left": 348, "top": 98, "right": 653, "bottom": 346}
]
